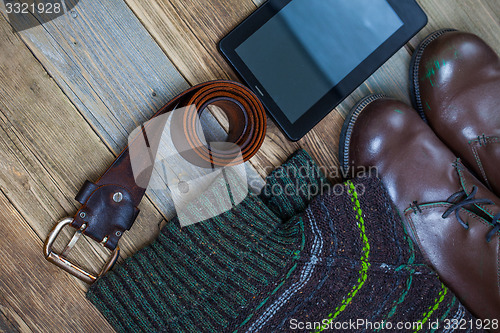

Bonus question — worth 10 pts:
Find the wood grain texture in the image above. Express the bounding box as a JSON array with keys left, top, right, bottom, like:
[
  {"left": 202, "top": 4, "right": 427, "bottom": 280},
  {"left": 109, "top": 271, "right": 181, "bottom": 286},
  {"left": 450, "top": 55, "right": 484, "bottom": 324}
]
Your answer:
[
  {"left": 0, "top": 191, "right": 114, "bottom": 332},
  {"left": 5, "top": 0, "right": 189, "bottom": 153},
  {"left": 0, "top": 11, "right": 163, "bottom": 281},
  {"left": 1, "top": 0, "right": 188, "bottom": 219},
  {"left": 0, "top": 3, "right": 264, "bottom": 331},
  {"left": 124, "top": 0, "right": 240, "bottom": 84},
  {"left": 411, "top": 0, "right": 500, "bottom": 53},
  {"left": 0, "top": 304, "right": 23, "bottom": 333},
  {"left": 122, "top": 0, "right": 299, "bottom": 177},
  {"left": 3, "top": 0, "right": 265, "bottom": 219},
  {"left": 1, "top": 291, "right": 40, "bottom": 333}
]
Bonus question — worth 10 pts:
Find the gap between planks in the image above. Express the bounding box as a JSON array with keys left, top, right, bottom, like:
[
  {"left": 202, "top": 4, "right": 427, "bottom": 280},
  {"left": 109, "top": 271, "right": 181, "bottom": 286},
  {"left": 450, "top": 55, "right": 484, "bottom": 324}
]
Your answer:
[
  {"left": 0, "top": 190, "right": 114, "bottom": 332},
  {"left": 0, "top": 10, "right": 164, "bottom": 285}
]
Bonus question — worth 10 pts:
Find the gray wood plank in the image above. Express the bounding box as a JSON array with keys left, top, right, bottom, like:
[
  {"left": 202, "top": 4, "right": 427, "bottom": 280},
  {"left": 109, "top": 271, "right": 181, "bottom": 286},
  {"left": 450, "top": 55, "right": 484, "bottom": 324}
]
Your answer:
[
  {"left": 0, "top": 296, "right": 34, "bottom": 333},
  {"left": 4, "top": 0, "right": 188, "bottom": 153},
  {"left": 1, "top": 0, "right": 264, "bottom": 225},
  {"left": 121, "top": 0, "right": 300, "bottom": 178},
  {"left": 124, "top": 0, "right": 240, "bottom": 84},
  {"left": 0, "top": 307, "right": 21, "bottom": 333},
  {"left": 0, "top": 12, "right": 162, "bottom": 272},
  {"left": 1, "top": 0, "right": 191, "bottom": 218},
  {"left": 0, "top": 191, "right": 114, "bottom": 332}
]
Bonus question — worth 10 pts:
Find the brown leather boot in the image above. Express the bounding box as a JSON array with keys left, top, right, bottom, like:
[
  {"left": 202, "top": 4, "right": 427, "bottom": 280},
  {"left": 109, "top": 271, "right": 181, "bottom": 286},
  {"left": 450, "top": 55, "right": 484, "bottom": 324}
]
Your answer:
[
  {"left": 339, "top": 95, "right": 500, "bottom": 323},
  {"left": 410, "top": 29, "right": 500, "bottom": 197}
]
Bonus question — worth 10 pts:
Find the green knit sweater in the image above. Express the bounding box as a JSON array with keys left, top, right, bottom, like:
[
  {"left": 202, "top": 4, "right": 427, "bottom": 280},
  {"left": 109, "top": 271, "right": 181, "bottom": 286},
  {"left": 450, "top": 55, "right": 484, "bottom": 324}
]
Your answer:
[{"left": 87, "top": 150, "right": 479, "bottom": 332}]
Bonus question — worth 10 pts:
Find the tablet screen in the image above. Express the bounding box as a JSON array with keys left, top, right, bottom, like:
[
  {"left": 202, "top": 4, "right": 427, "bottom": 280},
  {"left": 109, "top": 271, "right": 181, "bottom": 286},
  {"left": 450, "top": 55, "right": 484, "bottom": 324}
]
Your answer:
[{"left": 235, "top": 0, "right": 403, "bottom": 123}]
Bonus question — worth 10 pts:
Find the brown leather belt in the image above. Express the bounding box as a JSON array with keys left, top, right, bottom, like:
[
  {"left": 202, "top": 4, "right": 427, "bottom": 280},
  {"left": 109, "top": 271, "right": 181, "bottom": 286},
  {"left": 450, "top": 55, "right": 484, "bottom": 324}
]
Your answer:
[{"left": 44, "top": 80, "right": 267, "bottom": 284}]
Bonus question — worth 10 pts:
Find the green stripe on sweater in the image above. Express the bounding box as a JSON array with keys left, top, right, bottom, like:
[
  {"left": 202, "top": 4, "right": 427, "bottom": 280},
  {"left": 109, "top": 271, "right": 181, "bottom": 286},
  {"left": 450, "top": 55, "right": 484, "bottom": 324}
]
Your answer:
[{"left": 316, "top": 181, "right": 371, "bottom": 332}]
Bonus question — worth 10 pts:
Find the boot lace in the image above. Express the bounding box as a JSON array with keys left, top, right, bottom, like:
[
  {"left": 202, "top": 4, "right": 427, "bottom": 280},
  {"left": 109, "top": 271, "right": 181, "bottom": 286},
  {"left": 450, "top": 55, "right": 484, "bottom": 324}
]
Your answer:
[{"left": 442, "top": 186, "right": 500, "bottom": 242}]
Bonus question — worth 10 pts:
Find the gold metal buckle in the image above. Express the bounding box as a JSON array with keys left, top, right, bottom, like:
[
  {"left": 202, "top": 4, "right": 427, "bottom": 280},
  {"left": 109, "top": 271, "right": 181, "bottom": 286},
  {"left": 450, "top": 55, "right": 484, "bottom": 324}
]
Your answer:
[{"left": 44, "top": 217, "right": 120, "bottom": 284}]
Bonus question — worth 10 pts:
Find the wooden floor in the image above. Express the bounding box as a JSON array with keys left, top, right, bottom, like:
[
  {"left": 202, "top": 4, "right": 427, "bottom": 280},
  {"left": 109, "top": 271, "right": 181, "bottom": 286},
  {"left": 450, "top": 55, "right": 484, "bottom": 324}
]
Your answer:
[{"left": 0, "top": 0, "right": 498, "bottom": 331}]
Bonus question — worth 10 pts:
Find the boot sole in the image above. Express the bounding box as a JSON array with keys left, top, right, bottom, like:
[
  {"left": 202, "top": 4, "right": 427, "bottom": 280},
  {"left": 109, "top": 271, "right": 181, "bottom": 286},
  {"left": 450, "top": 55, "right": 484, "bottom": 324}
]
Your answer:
[
  {"left": 339, "top": 94, "right": 386, "bottom": 178},
  {"left": 409, "top": 28, "right": 457, "bottom": 122}
]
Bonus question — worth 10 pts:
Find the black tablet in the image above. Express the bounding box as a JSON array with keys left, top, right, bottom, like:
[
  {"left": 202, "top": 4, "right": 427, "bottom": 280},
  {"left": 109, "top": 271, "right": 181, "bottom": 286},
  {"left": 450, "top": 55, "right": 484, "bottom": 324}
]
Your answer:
[{"left": 219, "top": 0, "right": 427, "bottom": 140}]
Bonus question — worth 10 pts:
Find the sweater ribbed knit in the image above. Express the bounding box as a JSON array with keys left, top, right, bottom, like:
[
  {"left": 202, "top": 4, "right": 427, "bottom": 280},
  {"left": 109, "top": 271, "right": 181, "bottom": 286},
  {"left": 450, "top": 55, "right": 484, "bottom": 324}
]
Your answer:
[{"left": 87, "top": 149, "right": 479, "bottom": 332}]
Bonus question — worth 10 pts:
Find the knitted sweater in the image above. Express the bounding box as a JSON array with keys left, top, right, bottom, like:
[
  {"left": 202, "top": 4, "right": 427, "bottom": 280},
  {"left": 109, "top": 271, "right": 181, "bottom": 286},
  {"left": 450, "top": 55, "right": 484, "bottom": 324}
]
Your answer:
[{"left": 87, "top": 150, "right": 479, "bottom": 332}]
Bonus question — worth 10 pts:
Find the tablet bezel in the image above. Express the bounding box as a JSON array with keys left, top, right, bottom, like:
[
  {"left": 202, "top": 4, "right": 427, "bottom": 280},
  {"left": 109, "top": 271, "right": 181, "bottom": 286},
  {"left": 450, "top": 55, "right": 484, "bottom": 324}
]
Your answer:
[{"left": 219, "top": 0, "right": 427, "bottom": 141}]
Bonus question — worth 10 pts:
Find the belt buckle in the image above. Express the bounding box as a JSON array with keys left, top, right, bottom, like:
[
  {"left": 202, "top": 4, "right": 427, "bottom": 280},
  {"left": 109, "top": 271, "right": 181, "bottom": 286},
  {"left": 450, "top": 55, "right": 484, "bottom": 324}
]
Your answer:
[{"left": 44, "top": 217, "right": 120, "bottom": 284}]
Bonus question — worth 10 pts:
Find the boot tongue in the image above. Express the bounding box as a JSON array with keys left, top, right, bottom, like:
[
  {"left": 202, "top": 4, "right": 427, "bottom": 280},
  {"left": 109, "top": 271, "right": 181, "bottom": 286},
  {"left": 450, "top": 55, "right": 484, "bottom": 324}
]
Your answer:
[
  {"left": 403, "top": 158, "right": 500, "bottom": 243},
  {"left": 454, "top": 158, "right": 500, "bottom": 220}
]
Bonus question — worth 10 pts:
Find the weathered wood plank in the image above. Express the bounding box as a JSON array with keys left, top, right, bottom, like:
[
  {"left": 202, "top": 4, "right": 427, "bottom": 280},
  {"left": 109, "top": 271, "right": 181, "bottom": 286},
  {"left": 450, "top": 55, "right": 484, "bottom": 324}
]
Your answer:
[
  {"left": 0, "top": 12, "right": 162, "bottom": 276},
  {"left": 0, "top": 0, "right": 188, "bottom": 218},
  {"left": 164, "top": 0, "right": 257, "bottom": 73},
  {"left": 0, "top": 307, "right": 20, "bottom": 333},
  {"left": 4, "top": 0, "right": 189, "bottom": 153},
  {"left": 3, "top": 0, "right": 265, "bottom": 219},
  {"left": 411, "top": 0, "right": 500, "bottom": 53},
  {"left": 0, "top": 191, "right": 114, "bottom": 332},
  {"left": 0, "top": 299, "right": 32, "bottom": 333},
  {"left": 482, "top": 0, "right": 500, "bottom": 19},
  {"left": 0, "top": 5, "right": 263, "bottom": 331},
  {"left": 124, "top": 0, "right": 237, "bottom": 84},
  {"left": 122, "top": 0, "right": 296, "bottom": 178}
]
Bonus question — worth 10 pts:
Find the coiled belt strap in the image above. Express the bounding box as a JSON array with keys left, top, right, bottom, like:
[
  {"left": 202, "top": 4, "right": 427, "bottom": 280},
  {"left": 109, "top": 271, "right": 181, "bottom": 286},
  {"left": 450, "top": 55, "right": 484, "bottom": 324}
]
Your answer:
[{"left": 66, "top": 80, "right": 266, "bottom": 250}]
